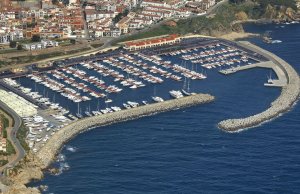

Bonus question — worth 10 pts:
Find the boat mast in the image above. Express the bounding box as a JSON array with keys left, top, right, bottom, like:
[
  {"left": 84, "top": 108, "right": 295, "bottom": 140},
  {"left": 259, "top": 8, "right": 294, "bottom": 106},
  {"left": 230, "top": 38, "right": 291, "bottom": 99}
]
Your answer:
[
  {"left": 77, "top": 102, "right": 80, "bottom": 115},
  {"left": 183, "top": 76, "right": 187, "bottom": 90}
]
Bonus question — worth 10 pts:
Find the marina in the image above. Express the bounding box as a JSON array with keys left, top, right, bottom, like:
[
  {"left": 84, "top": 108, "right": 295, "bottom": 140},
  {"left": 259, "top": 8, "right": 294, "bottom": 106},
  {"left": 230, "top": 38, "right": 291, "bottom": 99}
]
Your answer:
[{"left": 0, "top": 37, "right": 284, "bottom": 153}]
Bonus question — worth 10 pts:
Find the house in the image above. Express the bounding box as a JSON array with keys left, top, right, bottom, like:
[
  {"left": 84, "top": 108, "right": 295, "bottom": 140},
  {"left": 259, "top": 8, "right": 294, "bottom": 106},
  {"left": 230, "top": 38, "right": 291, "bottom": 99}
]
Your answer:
[{"left": 22, "top": 39, "right": 58, "bottom": 50}]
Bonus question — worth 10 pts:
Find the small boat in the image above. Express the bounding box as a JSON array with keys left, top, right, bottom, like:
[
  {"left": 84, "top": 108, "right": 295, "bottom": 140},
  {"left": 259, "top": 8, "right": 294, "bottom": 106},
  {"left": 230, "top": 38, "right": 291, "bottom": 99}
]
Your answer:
[
  {"left": 123, "top": 103, "right": 131, "bottom": 109},
  {"left": 152, "top": 96, "right": 164, "bottom": 102},
  {"left": 142, "top": 100, "right": 148, "bottom": 105},
  {"left": 169, "top": 90, "right": 184, "bottom": 99},
  {"left": 105, "top": 98, "right": 113, "bottom": 103}
]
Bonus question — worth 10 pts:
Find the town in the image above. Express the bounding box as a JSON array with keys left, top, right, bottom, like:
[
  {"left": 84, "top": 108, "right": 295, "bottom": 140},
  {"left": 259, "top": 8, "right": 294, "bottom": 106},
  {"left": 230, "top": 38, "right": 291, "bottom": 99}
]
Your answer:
[{"left": 0, "top": 0, "right": 215, "bottom": 50}]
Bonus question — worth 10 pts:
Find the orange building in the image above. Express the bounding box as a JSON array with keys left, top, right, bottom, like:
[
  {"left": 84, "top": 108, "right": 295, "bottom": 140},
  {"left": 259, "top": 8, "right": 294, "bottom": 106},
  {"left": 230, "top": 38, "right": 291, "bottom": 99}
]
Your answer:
[{"left": 123, "top": 34, "right": 181, "bottom": 51}]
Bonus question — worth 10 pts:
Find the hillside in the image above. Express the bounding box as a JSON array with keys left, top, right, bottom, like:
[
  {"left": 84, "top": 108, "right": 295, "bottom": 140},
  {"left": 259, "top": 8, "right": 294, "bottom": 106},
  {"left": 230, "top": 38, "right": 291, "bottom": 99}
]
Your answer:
[{"left": 116, "top": 0, "right": 299, "bottom": 43}]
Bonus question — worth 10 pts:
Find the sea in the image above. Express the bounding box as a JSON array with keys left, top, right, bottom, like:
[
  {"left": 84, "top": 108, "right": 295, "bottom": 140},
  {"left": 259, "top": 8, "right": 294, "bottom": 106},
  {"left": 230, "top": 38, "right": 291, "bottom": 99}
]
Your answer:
[{"left": 30, "top": 23, "right": 300, "bottom": 193}]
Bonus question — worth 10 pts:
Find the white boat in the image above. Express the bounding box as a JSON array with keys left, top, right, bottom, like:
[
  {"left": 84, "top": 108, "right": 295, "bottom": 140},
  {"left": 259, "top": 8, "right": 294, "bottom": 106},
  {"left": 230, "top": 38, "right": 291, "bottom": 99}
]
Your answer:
[
  {"left": 105, "top": 98, "right": 113, "bottom": 103},
  {"left": 123, "top": 103, "right": 131, "bottom": 109},
  {"left": 142, "top": 100, "right": 148, "bottom": 105},
  {"left": 127, "top": 101, "right": 139, "bottom": 108},
  {"left": 152, "top": 96, "right": 164, "bottom": 102},
  {"left": 169, "top": 90, "right": 184, "bottom": 99}
]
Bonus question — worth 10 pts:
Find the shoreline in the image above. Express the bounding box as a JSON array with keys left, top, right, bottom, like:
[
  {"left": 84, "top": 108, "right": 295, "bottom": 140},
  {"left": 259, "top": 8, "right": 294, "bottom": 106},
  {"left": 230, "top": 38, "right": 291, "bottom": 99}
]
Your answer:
[
  {"left": 2, "top": 33, "right": 299, "bottom": 193},
  {"left": 218, "top": 41, "right": 300, "bottom": 132},
  {"left": 3, "top": 94, "right": 214, "bottom": 194}
]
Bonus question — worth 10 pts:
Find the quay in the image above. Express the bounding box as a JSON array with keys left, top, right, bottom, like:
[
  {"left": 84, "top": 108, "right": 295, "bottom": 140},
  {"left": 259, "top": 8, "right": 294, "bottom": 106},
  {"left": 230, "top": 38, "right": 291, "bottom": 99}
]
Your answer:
[
  {"left": 218, "top": 41, "right": 300, "bottom": 132},
  {"left": 0, "top": 80, "right": 48, "bottom": 110},
  {"left": 219, "top": 61, "right": 287, "bottom": 87},
  {"left": 36, "top": 93, "right": 214, "bottom": 167}
]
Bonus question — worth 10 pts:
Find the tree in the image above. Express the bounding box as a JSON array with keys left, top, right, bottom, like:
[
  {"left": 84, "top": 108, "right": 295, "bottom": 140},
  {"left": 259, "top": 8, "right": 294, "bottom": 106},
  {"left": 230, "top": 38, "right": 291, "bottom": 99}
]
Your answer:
[
  {"left": 9, "top": 41, "right": 17, "bottom": 48},
  {"left": 52, "top": 0, "right": 59, "bottom": 5},
  {"left": 31, "top": 35, "right": 41, "bottom": 42},
  {"left": 17, "top": 45, "right": 23, "bottom": 50},
  {"left": 70, "top": 39, "right": 76, "bottom": 44}
]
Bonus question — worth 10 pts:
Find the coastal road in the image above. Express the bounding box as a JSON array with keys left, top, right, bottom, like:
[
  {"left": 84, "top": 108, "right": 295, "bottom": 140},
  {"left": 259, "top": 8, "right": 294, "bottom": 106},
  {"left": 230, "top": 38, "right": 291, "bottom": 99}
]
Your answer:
[{"left": 0, "top": 99, "right": 25, "bottom": 173}]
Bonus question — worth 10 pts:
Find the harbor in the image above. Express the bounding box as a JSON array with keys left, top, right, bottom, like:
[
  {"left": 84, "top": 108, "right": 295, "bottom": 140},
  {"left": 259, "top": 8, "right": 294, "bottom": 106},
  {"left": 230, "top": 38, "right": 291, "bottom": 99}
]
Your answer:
[
  {"left": 0, "top": 35, "right": 298, "bottom": 155},
  {"left": 0, "top": 37, "right": 268, "bottom": 153},
  {"left": 36, "top": 93, "right": 215, "bottom": 167},
  {"left": 218, "top": 41, "right": 300, "bottom": 132}
]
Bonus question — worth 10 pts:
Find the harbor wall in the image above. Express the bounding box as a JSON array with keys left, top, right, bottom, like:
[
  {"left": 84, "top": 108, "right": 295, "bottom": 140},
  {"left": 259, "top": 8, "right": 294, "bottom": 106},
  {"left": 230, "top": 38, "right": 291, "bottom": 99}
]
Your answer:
[
  {"left": 36, "top": 94, "right": 214, "bottom": 167},
  {"left": 218, "top": 41, "right": 300, "bottom": 132}
]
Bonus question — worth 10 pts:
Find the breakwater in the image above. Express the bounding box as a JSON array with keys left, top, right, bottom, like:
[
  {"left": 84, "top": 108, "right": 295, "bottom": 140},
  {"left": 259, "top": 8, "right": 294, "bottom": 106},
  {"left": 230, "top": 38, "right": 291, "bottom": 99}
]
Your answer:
[
  {"left": 218, "top": 41, "right": 300, "bottom": 132},
  {"left": 36, "top": 94, "right": 214, "bottom": 167}
]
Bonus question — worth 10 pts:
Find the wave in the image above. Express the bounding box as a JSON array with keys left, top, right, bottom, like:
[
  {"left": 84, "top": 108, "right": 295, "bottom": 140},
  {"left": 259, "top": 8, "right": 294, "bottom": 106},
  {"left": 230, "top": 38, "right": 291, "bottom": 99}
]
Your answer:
[
  {"left": 271, "top": 40, "right": 282, "bottom": 44},
  {"left": 56, "top": 154, "right": 66, "bottom": 162}
]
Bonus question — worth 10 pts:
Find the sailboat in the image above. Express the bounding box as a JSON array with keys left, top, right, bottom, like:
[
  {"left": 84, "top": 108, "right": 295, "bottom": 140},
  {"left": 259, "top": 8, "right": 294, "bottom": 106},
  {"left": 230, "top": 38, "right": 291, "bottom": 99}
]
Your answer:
[
  {"left": 264, "top": 71, "right": 274, "bottom": 86},
  {"left": 76, "top": 102, "right": 83, "bottom": 118},
  {"left": 105, "top": 94, "right": 113, "bottom": 103},
  {"left": 182, "top": 77, "right": 192, "bottom": 96},
  {"left": 151, "top": 85, "right": 164, "bottom": 102},
  {"left": 85, "top": 105, "right": 92, "bottom": 117}
]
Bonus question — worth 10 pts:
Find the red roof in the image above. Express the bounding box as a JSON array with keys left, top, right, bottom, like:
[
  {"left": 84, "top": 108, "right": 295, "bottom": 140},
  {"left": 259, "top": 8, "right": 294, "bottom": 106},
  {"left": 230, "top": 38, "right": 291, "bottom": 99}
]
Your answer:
[{"left": 125, "top": 34, "right": 178, "bottom": 47}]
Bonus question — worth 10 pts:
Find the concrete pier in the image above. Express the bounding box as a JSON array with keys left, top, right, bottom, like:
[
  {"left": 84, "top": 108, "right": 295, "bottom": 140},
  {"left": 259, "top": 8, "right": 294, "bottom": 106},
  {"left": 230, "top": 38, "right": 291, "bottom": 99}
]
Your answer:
[
  {"left": 36, "top": 94, "right": 214, "bottom": 167},
  {"left": 218, "top": 41, "right": 300, "bottom": 132},
  {"left": 219, "top": 61, "right": 288, "bottom": 87}
]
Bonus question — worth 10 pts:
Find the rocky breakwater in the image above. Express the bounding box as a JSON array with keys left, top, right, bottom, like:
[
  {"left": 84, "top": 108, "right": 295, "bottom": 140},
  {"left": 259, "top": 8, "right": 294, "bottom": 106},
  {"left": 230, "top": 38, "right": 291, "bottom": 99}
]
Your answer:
[
  {"left": 218, "top": 42, "right": 300, "bottom": 132},
  {"left": 37, "top": 93, "right": 214, "bottom": 167}
]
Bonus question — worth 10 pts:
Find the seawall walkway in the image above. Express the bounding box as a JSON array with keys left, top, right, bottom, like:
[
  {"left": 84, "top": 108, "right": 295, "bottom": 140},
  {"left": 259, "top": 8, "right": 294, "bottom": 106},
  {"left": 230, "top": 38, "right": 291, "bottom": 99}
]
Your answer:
[
  {"left": 36, "top": 94, "right": 214, "bottom": 167},
  {"left": 218, "top": 41, "right": 300, "bottom": 132}
]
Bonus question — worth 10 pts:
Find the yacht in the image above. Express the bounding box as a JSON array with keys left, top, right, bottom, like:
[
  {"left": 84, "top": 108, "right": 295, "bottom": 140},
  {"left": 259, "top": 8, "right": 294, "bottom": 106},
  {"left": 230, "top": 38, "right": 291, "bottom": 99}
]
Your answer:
[
  {"left": 169, "top": 90, "right": 184, "bottom": 99},
  {"left": 152, "top": 96, "right": 164, "bottom": 102},
  {"left": 123, "top": 103, "right": 131, "bottom": 109}
]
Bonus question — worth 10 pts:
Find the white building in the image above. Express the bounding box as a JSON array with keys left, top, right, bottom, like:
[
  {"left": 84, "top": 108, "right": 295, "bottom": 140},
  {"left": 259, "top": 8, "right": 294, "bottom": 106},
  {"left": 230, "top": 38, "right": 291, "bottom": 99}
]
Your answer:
[
  {"left": 0, "top": 30, "right": 24, "bottom": 44},
  {"left": 22, "top": 39, "right": 59, "bottom": 50}
]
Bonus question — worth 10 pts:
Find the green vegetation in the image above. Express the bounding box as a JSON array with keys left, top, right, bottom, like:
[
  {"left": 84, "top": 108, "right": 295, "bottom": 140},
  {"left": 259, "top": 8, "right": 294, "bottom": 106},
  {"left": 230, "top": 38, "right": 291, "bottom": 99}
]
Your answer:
[
  {"left": 6, "top": 139, "right": 16, "bottom": 155},
  {"left": 0, "top": 159, "right": 8, "bottom": 166},
  {"left": 9, "top": 41, "right": 17, "bottom": 48},
  {"left": 1, "top": 114, "right": 9, "bottom": 139},
  {"left": 91, "top": 43, "right": 104, "bottom": 48},
  {"left": 116, "top": 0, "right": 297, "bottom": 44},
  {"left": 0, "top": 48, "right": 20, "bottom": 54},
  {"left": 113, "top": 9, "right": 129, "bottom": 23},
  {"left": 8, "top": 47, "right": 90, "bottom": 64},
  {"left": 16, "top": 124, "right": 30, "bottom": 152},
  {"left": 116, "top": 3, "right": 240, "bottom": 43},
  {"left": 31, "top": 35, "right": 41, "bottom": 42}
]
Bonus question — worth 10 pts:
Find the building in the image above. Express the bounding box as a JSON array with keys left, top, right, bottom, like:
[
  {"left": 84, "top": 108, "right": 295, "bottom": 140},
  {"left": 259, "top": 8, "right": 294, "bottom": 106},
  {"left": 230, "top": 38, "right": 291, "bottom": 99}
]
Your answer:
[
  {"left": 22, "top": 39, "right": 58, "bottom": 50},
  {"left": 123, "top": 34, "right": 181, "bottom": 51},
  {"left": 0, "top": 30, "right": 23, "bottom": 44}
]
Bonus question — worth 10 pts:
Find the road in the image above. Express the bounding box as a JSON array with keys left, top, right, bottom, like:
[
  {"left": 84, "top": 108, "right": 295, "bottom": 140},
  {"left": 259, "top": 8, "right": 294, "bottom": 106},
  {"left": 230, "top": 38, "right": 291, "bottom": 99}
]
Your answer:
[{"left": 0, "top": 100, "right": 25, "bottom": 173}]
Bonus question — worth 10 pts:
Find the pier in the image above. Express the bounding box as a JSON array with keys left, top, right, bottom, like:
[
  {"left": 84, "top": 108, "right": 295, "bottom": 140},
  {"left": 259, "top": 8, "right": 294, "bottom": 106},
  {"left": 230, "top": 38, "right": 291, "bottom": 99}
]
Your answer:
[
  {"left": 36, "top": 93, "right": 214, "bottom": 167},
  {"left": 219, "top": 61, "right": 287, "bottom": 87},
  {"left": 218, "top": 41, "right": 300, "bottom": 132}
]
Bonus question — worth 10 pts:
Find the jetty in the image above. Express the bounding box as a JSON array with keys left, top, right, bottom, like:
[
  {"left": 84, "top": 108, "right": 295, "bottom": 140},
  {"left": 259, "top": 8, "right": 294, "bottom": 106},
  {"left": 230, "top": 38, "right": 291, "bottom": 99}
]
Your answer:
[
  {"left": 219, "top": 61, "right": 287, "bottom": 87},
  {"left": 218, "top": 41, "right": 300, "bottom": 132},
  {"left": 36, "top": 93, "right": 214, "bottom": 167}
]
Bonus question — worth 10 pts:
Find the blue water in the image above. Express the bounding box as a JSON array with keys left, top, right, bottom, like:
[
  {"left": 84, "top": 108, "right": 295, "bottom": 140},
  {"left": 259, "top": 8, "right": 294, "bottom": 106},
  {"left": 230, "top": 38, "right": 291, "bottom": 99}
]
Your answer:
[{"left": 31, "top": 23, "right": 300, "bottom": 193}]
